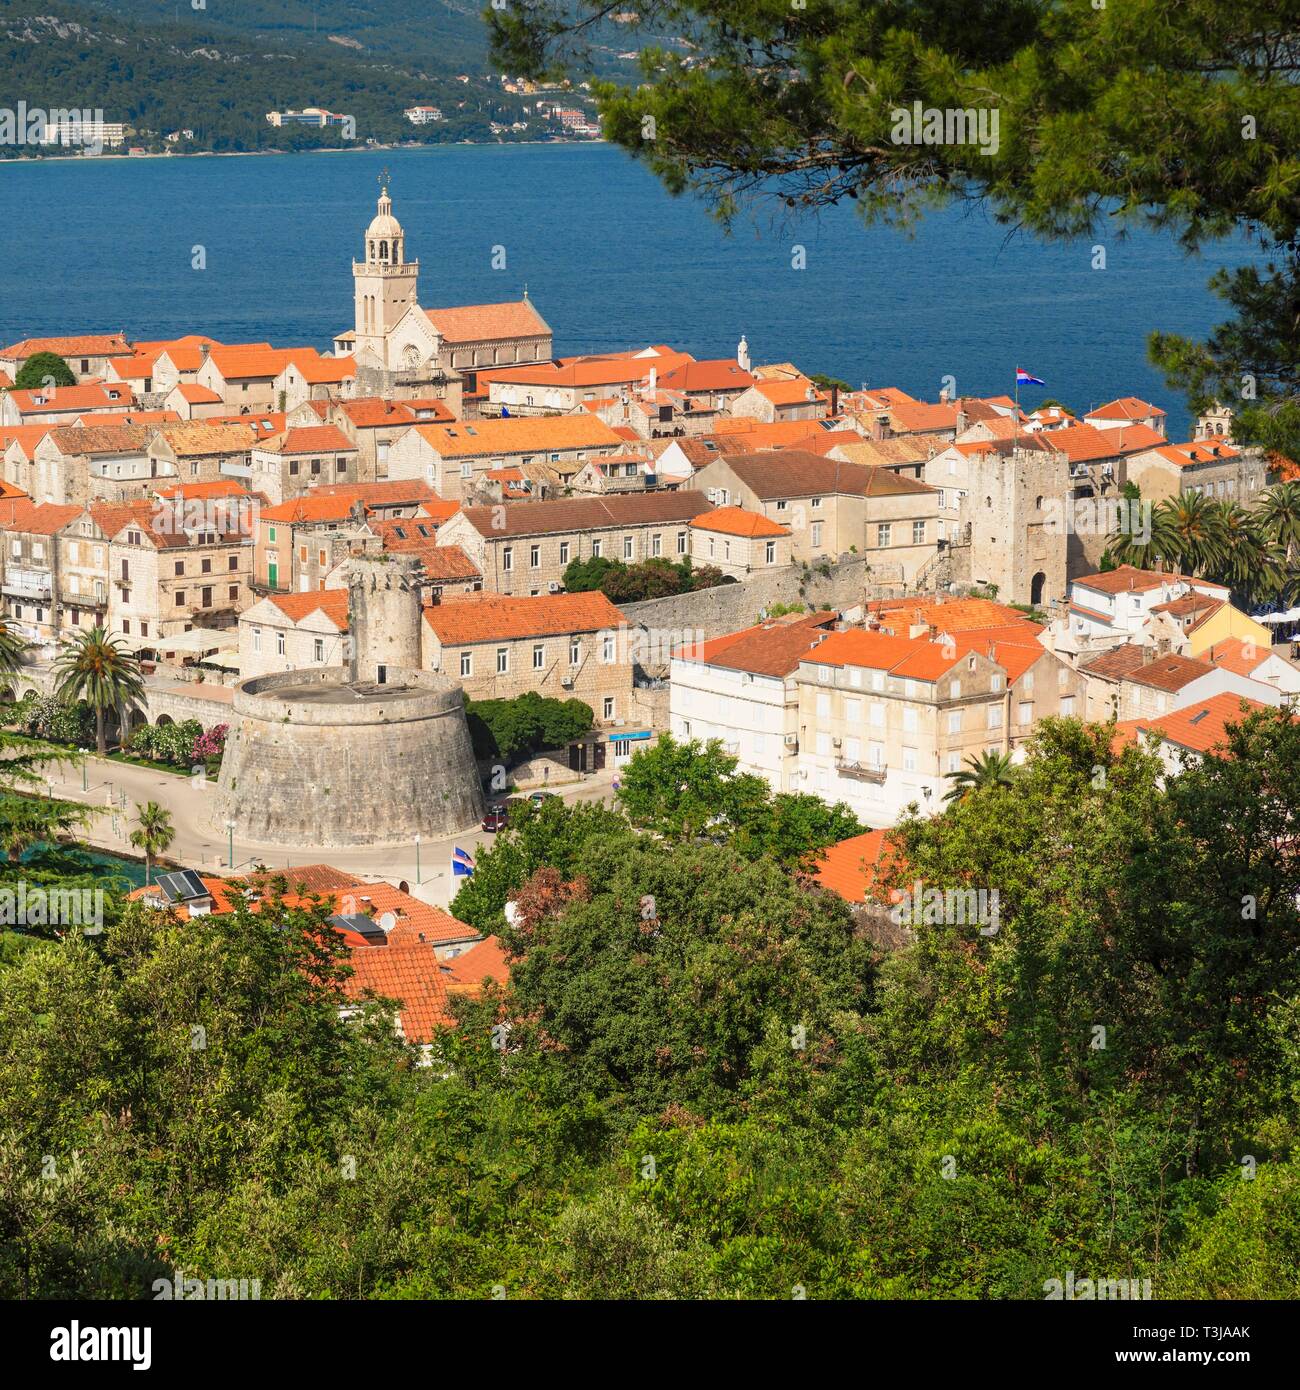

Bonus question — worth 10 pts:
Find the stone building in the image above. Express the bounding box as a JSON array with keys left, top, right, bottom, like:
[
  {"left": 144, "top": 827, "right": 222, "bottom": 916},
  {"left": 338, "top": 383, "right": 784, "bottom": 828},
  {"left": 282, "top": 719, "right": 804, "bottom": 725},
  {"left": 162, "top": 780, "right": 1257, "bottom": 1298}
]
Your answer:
[
  {"left": 249, "top": 425, "right": 360, "bottom": 505},
  {"left": 433, "top": 492, "right": 715, "bottom": 595},
  {"left": 330, "top": 182, "right": 551, "bottom": 400},
  {"left": 97, "top": 499, "right": 255, "bottom": 643},
  {"left": 385, "top": 415, "right": 625, "bottom": 502},
  {"left": 158, "top": 421, "right": 259, "bottom": 487},
  {"left": 421, "top": 590, "right": 633, "bottom": 723},
  {"left": 0, "top": 334, "right": 132, "bottom": 384},
  {"left": 688, "top": 450, "right": 939, "bottom": 580},
  {"left": 239, "top": 589, "right": 350, "bottom": 679},
  {"left": 688, "top": 506, "right": 792, "bottom": 577},
  {"left": 1124, "top": 439, "right": 1266, "bottom": 505},
  {"left": 0, "top": 499, "right": 82, "bottom": 646},
  {"left": 1, "top": 382, "right": 138, "bottom": 428},
  {"left": 216, "top": 553, "right": 485, "bottom": 847},
  {"left": 29, "top": 425, "right": 178, "bottom": 505},
  {"left": 791, "top": 622, "right": 1083, "bottom": 827}
]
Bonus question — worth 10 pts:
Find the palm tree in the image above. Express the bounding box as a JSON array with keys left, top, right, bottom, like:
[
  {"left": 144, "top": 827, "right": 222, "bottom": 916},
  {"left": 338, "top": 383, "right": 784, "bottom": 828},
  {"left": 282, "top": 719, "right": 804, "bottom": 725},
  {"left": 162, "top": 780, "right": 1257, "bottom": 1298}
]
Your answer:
[
  {"left": 0, "top": 619, "right": 27, "bottom": 680},
  {"left": 1210, "top": 500, "right": 1282, "bottom": 603},
  {"left": 129, "top": 800, "right": 175, "bottom": 885},
  {"left": 1257, "top": 482, "right": 1300, "bottom": 567},
  {"left": 52, "top": 627, "right": 145, "bottom": 756},
  {"left": 1150, "top": 493, "right": 1228, "bottom": 577},
  {"left": 943, "top": 749, "right": 1016, "bottom": 804}
]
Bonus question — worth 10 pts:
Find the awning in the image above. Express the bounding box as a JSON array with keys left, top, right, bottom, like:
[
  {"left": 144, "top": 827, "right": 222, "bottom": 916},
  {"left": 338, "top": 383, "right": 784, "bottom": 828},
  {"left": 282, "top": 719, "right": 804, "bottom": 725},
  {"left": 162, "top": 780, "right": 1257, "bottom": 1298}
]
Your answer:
[
  {"left": 153, "top": 627, "right": 238, "bottom": 655},
  {"left": 200, "top": 652, "right": 242, "bottom": 672}
]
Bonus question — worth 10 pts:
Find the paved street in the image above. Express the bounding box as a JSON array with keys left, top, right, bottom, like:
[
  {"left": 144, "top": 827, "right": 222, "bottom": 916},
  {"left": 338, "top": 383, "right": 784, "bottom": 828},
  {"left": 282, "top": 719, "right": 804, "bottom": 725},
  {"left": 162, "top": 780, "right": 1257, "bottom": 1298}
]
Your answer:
[{"left": 37, "top": 752, "right": 620, "bottom": 908}]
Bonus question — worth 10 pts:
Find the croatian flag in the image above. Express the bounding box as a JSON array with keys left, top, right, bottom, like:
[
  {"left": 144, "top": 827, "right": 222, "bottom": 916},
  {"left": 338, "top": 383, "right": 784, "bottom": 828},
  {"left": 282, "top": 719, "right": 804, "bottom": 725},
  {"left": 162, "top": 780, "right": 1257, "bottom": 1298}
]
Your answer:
[
  {"left": 1016, "top": 368, "right": 1046, "bottom": 386},
  {"left": 452, "top": 846, "right": 475, "bottom": 877}
]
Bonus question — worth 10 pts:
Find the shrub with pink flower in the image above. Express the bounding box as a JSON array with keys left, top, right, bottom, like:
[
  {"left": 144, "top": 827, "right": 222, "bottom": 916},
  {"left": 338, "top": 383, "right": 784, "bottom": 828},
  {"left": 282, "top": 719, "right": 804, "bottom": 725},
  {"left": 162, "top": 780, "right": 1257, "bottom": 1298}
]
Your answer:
[{"left": 192, "top": 723, "right": 228, "bottom": 763}]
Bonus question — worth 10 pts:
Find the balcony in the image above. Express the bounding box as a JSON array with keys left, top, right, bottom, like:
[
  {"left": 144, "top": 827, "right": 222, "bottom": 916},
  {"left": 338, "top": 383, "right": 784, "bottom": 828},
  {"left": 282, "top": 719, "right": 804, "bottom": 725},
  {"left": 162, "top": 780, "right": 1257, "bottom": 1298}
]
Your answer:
[
  {"left": 835, "top": 757, "right": 887, "bottom": 783},
  {"left": 62, "top": 590, "right": 107, "bottom": 609},
  {"left": 1, "top": 569, "right": 52, "bottom": 601}
]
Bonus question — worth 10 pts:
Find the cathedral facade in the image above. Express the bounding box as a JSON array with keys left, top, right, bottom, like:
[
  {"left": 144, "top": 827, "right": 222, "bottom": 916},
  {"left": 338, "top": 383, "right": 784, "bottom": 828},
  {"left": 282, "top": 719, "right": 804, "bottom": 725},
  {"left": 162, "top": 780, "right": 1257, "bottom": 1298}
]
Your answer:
[{"left": 334, "top": 182, "right": 553, "bottom": 402}]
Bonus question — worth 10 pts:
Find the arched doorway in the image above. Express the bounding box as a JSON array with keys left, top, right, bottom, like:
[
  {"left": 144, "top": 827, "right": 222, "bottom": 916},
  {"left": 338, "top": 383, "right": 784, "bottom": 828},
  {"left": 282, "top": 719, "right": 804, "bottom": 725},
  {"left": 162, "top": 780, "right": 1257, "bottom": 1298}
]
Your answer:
[{"left": 1030, "top": 572, "right": 1047, "bottom": 607}]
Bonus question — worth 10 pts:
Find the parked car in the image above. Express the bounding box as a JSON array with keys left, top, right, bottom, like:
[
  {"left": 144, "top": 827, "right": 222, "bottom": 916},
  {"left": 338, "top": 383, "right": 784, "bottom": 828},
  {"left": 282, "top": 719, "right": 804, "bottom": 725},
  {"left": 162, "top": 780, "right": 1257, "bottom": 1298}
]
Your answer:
[
  {"left": 481, "top": 804, "right": 509, "bottom": 832},
  {"left": 528, "top": 790, "right": 558, "bottom": 808}
]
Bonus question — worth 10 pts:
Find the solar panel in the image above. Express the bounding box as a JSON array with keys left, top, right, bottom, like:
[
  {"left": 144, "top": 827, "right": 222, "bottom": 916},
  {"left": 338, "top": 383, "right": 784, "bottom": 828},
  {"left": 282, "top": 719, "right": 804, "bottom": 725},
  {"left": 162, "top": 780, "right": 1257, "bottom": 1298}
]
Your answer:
[{"left": 156, "top": 869, "right": 208, "bottom": 903}]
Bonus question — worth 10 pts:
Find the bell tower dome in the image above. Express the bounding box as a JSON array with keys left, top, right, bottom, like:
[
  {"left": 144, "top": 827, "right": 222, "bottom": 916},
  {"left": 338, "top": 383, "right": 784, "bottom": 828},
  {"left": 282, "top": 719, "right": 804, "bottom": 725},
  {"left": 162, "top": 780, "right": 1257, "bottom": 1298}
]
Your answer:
[{"left": 353, "top": 174, "right": 420, "bottom": 366}]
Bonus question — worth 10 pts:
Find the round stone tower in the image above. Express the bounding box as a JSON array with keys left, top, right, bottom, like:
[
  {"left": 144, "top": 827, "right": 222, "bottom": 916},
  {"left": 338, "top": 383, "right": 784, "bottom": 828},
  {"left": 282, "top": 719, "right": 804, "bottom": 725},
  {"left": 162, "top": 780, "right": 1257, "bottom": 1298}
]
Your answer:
[
  {"left": 213, "top": 553, "right": 485, "bottom": 848},
  {"left": 347, "top": 554, "right": 424, "bottom": 684}
]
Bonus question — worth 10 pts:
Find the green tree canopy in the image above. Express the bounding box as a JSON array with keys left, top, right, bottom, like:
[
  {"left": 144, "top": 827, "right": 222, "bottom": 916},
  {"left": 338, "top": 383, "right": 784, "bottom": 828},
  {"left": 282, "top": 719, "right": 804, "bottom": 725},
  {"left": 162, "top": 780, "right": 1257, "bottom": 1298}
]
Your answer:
[{"left": 490, "top": 0, "right": 1300, "bottom": 460}]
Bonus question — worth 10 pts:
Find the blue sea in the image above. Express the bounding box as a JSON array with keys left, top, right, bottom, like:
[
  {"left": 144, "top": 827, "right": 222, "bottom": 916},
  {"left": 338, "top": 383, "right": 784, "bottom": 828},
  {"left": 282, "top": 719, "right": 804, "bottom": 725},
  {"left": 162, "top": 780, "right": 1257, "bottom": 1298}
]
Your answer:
[{"left": 0, "top": 142, "right": 1256, "bottom": 437}]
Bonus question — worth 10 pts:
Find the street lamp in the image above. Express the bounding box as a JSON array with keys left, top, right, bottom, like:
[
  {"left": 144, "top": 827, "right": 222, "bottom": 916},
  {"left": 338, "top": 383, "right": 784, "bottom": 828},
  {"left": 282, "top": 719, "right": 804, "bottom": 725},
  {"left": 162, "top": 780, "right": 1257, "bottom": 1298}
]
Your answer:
[
  {"left": 225, "top": 819, "right": 236, "bottom": 870},
  {"left": 415, "top": 833, "right": 421, "bottom": 885}
]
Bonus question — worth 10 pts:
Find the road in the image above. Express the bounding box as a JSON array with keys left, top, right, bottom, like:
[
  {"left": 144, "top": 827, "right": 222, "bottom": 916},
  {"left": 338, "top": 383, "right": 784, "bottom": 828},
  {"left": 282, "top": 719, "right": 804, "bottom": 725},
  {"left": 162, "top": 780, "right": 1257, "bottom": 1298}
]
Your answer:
[{"left": 36, "top": 753, "right": 620, "bottom": 909}]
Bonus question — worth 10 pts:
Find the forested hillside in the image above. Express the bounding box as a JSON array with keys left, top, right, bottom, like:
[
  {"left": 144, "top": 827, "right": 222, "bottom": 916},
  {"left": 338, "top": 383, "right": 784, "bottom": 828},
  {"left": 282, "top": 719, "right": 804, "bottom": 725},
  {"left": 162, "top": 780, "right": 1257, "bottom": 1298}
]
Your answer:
[{"left": 0, "top": 0, "right": 544, "bottom": 153}]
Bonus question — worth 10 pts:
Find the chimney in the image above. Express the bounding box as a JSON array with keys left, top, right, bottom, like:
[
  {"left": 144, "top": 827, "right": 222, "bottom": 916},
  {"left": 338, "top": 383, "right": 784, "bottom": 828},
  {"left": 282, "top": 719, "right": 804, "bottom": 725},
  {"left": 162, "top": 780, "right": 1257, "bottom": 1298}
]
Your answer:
[
  {"left": 830, "top": 384, "right": 839, "bottom": 416},
  {"left": 647, "top": 366, "right": 657, "bottom": 396},
  {"left": 1142, "top": 645, "right": 1155, "bottom": 664},
  {"left": 956, "top": 407, "right": 968, "bottom": 433},
  {"left": 939, "top": 384, "right": 951, "bottom": 404}
]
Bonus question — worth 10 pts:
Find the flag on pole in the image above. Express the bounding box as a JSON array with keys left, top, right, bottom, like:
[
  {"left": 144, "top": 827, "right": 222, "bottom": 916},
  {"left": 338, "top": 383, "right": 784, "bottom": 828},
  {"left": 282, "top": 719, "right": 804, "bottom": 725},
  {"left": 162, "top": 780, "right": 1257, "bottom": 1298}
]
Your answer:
[
  {"left": 1016, "top": 368, "right": 1046, "bottom": 386},
  {"left": 452, "top": 846, "right": 476, "bottom": 877}
]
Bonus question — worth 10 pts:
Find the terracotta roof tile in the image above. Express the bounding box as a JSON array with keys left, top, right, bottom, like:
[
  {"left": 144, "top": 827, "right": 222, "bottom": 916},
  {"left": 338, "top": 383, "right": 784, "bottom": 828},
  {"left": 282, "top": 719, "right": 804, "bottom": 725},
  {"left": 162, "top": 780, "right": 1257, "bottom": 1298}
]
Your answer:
[
  {"left": 678, "top": 611, "right": 838, "bottom": 676},
  {"left": 1082, "top": 642, "right": 1215, "bottom": 692},
  {"left": 424, "top": 590, "right": 626, "bottom": 644},
  {"left": 688, "top": 505, "right": 789, "bottom": 538},
  {"left": 1113, "top": 692, "right": 1274, "bottom": 756},
  {"left": 424, "top": 300, "right": 551, "bottom": 344},
  {"left": 456, "top": 491, "right": 712, "bottom": 538},
  {"left": 266, "top": 590, "right": 350, "bottom": 629},
  {"left": 412, "top": 415, "right": 623, "bottom": 458},
  {"left": 0, "top": 334, "right": 130, "bottom": 360}
]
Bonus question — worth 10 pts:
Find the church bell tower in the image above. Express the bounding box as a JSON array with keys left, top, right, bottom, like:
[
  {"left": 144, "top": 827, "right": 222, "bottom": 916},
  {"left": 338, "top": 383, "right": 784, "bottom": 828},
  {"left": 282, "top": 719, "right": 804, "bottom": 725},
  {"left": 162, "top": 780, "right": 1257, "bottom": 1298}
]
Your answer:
[{"left": 352, "top": 175, "right": 420, "bottom": 366}]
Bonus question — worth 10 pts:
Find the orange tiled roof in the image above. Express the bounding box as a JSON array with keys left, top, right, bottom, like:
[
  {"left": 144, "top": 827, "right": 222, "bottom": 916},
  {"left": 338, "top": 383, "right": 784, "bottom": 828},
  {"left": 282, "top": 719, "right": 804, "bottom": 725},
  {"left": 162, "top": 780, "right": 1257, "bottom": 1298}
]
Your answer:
[
  {"left": 266, "top": 590, "right": 350, "bottom": 629},
  {"left": 1082, "top": 643, "right": 1215, "bottom": 692},
  {"left": 868, "top": 596, "right": 1034, "bottom": 633},
  {"left": 0, "top": 426, "right": 54, "bottom": 459},
  {"left": 424, "top": 299, "right": 551, "bottom": 344},
  {"left": 1204, "top": 636, "right": 1271, "bottom": 676},
  {"left": 8, "top": 383, "right": 136, "bottom": 414},
  {"left": 160, "top": 421, "right": 257, "bottom": 456},
  {"left": 260, "top": 425, "right": 357, "bottom": 455},
  {"left": 259, "top": 494, "right": 361, "bottom": 524},
  {"left": 412, "top": 415, "right": 623, "bottom": 458},
  {"left": 1048, "top": 422, "right": 1165, "bottom": 462},
  {"left": 0, "top": 498, "right": 82, "bottom": 534},
  {"left": 344, "top": 931, "right": 507, "bottom": 1043},
  {"left": 1150, "top": 440, "right": 1241, "bottom": 469},
  {"left": 455, "top": 491, "right": 712, "bottom": 538},
  {"left": 424, "top": 590, "right": 626, "bottom": 644},
  {"left": 0, "top": 334, "right": 130, "bottom": 360},
  {"left": 311, "top": 479, "right": 442, "bottom": 507},
  {"left": 156, "top": 479, "right": 251, "bottom": 500},
  {"left": 173, "top": 384, "right": 224, "bottom": 404},
  {"left": 688, "top": 505, "right": 789, "bottom": 538},
  {"left": 753, "top": 378, "right": 824, "bottom": 406},
  {"left": 812, "top": 829, "right": 900, "bottom": 904},
  {"left": 1074, "top": 565, "right": 1177, "bottom": 596},
  {"left": 657, "top": 360, "right": 756, "bottom": 393},
  {"left": 678, "top": 611, "right": 838, "bottom": 676},
  {"left": 1087, "top": 396, "right": 1167, "bottom": 421},
  {"left": 1113, "top": 692, "right": 1273, "bottom": 756},
  {"left": 47, "top": 424, "right": 154, "bottom": 455},
  {"left": 804, "top": 628, "right": 966, "bottom": 681}
]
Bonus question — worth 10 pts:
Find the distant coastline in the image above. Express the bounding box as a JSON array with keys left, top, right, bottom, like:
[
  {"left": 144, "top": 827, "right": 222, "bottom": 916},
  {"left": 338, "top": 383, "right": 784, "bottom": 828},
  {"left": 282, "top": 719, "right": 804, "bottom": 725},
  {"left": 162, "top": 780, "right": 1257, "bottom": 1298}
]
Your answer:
[{"left": 0, "top": 138, "right": 608, "bottom": 167}]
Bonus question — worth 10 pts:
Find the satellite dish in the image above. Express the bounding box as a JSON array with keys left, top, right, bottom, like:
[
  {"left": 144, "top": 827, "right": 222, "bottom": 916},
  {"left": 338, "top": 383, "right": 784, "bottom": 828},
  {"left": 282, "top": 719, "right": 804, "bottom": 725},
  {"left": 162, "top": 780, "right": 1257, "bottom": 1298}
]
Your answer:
[{"left": 378, "top": 911, "right": 397, "bottom": 933}]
